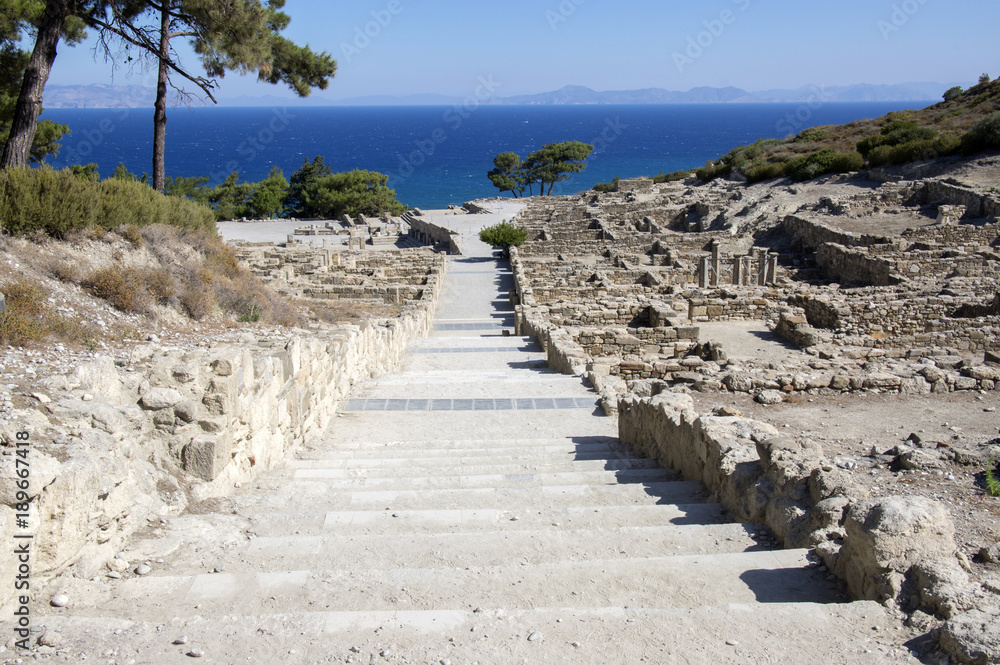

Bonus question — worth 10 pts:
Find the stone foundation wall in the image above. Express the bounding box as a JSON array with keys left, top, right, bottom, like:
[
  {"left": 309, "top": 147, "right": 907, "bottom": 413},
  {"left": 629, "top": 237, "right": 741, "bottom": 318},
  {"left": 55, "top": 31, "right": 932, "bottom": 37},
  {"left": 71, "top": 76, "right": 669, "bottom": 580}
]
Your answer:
[
  {"left": 816, "top": 243, "right": 902, "bottom": 286},
  {"left": 0, "top": 263, "right": 444, "bottom": 608},
  {"left": 688, "top": 293, "right": 784, "bottom": 323},
  {"left": 784, "top": 214, "right": 892, "bottom": 249},
  {"left": 923, "top": 180, "right": 1000, "bottom": 219}
]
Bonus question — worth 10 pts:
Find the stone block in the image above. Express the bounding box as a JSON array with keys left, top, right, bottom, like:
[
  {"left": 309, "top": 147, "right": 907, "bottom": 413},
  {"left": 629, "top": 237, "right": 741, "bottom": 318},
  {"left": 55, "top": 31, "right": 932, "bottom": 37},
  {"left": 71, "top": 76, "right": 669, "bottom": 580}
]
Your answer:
[
  {"left": 140, "top": 388, "right": 183, "bottom": 410},
  {"left": 837, "top": 496, "right": 958, "bottom": 604},
  {"left": 675, "top": 327, "right": 700, "bottom": 340},
  {"left": 183, "top": 433, "right": 233, "bottom": 481},
  {"left": 172, "top": 364, "right": 198, "bottom": 384}
]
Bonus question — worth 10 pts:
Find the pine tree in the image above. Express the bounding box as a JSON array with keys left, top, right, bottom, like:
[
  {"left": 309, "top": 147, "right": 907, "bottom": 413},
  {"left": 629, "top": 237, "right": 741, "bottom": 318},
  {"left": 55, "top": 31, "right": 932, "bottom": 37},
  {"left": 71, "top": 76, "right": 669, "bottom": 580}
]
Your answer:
[
  {"left": 0, "top": 0, "right": 91, "bottom": 168},
  {"left": 93, "top": 0, "right": 336, "bottom": 191}
]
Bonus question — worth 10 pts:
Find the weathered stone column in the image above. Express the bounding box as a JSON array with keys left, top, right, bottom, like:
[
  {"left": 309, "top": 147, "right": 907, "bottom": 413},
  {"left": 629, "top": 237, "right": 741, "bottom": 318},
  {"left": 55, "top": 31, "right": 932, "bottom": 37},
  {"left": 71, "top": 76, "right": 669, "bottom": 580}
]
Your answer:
[
  {"left": 757, "top": 250, "right": 769, "bottom": 286},
  {"left": 710, "top": 243, "right": 721, "bottom": 288},
  {"left": 698, "top": 257, "right": 710, "bottom": 288}
]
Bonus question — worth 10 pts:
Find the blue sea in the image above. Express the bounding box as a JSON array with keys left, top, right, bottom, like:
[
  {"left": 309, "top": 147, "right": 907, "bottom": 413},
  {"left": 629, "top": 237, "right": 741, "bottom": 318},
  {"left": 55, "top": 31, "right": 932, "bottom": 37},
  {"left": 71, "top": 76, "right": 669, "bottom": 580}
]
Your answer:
[{"left": 40, "top": 102, "right": 933, "bottom": 210}]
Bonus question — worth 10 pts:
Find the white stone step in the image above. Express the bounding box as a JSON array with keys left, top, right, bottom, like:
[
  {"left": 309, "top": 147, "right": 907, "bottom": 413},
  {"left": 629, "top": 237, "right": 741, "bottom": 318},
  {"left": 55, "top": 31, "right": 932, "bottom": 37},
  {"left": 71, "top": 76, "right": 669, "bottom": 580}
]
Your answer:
[
  {"left": 285, "top": 468, "right": 675, "bottom": 491},
  {"left": 246, "top": 480, "right": 710, "bottom": 512},
  {"left": 286, "top": 456, "right": 661, "bottom": 477},
  {"left": 49, "top": 550, "right": 841, "bottom": 621},
  {"left": 302, "top": 434, "right": 624, "bottom": 453},
  {"left": 234, "top": 522, "right": 762, "bottom": 570},
  {"left": 301, "top": 442, "right": 640, "bottom": 462},
  {"left": 35, "top": 601, "right": 908, "bottom": 665},
  {"left": 240, "top": 503, "right": 735, "bottom": 538}
]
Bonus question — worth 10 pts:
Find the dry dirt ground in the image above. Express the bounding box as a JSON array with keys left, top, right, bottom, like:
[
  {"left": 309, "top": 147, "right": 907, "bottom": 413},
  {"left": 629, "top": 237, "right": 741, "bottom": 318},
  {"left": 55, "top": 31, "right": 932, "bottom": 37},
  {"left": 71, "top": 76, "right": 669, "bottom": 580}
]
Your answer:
[{"left": 691, "top": 322, "right": 1000, "bottom": 592}]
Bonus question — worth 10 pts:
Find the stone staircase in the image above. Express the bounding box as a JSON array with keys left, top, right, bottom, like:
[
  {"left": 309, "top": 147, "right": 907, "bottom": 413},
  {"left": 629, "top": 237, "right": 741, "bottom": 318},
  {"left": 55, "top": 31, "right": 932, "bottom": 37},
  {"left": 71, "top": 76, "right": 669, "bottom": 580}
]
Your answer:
[{"left": 25, "top": 240, "right": 911, "bottom": 664}]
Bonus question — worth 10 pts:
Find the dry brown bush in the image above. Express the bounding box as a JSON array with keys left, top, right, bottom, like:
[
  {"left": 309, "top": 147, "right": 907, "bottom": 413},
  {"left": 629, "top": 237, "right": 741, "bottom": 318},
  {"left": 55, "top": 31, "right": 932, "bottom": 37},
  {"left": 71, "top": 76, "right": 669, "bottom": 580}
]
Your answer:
[
  {"left": 84, "top": 266, "right": 150, "bottom": 313},
  {"left": 118, "top": 225, "right": 143, "bottom": 248},
  {"left": 51, "top": 261, "right": 79, "bottom": 283},
  {"left": 180, "top": 279, "right": 215, "bottom": 320},
  {"left": 143, "top": 269, "right": 177, "bottom": 305},
  {"left": 0, "top": 280, "right": 48, "bottom": 346}
]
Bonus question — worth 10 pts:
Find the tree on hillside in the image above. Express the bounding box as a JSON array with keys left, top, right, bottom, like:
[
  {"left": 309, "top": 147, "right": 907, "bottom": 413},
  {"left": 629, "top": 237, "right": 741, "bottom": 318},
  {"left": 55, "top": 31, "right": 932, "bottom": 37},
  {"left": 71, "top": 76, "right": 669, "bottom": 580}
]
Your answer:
[
  {"left": 285, "top": 155, "right": 333, "bottom": 217},
  {"left": 298, "top": 169, "right": 405, "bottom": 220},
  {"left": 524, "top": 141, "right": 594, "bottom": 196},
  {"left": 0, "top": 0, "right": 91, "bottom": 168},
  {"left": 943, "top": 86, "right": 964, "bottom": 102},
  {"left": 92, "top": 0, "right": 336, "bottom": 191},
  {"left": 487, "top": 151, "right": 526, "bottom": 198}
]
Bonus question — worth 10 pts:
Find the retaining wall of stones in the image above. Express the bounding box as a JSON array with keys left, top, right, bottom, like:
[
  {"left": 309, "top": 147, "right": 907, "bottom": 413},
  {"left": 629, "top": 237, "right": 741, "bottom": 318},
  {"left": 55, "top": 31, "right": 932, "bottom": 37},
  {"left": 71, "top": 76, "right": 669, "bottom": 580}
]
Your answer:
[
  {"left": 618, "top": 392, "right": 972, "bottom": 617},
  {"left": 0, "top": 264, "right": 444, "bottom": 609}
]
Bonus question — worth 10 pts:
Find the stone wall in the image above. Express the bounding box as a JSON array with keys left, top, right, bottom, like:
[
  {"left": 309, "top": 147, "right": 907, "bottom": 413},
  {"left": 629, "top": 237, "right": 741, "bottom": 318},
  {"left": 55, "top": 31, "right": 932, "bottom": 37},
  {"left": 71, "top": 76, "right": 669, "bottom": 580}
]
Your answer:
[
  {"left": 923, "top": 180, "right": 1000, "bottom": 219},
  {"left": 618, "top": 392, "right": 972, "bottom": 615},
  {"left": 783, "top": 214, "right": 891, "bottom": 250},
  {"left": 815, "top": 243, "right": 902, "bottom": 286},
  {"left": 405, "top": 214, "right": 463, "bottom": 255},
  {"left": 0, "top": 259, "right": 444, "bottom": 608}
]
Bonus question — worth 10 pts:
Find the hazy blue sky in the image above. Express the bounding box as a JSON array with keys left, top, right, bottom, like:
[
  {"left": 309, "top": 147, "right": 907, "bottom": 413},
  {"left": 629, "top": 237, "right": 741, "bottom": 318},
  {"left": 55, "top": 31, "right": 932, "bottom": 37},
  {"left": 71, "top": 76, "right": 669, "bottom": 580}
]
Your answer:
[{"left": 48, "top": 0, "right": 997, "bottom": 101}]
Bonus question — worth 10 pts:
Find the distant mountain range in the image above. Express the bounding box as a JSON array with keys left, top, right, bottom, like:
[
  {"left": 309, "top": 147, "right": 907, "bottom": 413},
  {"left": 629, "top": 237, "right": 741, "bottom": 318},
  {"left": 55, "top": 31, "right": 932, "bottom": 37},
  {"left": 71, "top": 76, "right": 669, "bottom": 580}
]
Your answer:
[
  {"left": 488, "top": 83, "right": 949, "bottom": 105},
  {"left": 42, "top": 81, "right": 953, "bottom": 109}
]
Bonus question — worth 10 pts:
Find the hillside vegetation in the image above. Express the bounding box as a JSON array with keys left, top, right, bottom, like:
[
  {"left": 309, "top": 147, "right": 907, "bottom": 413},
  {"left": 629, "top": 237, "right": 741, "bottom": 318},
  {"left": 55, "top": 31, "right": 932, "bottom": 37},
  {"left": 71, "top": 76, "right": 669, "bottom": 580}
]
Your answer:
[{"left": 685, "top": 76, "right": 1000, "bottom": 185}]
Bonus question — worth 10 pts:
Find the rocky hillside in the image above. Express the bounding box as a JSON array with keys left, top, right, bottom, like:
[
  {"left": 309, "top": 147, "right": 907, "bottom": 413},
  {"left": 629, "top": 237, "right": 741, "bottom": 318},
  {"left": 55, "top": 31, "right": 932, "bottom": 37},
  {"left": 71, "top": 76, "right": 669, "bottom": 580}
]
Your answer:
[{"left": 684, "top": 77, "right": 1000, "bottom": 184}]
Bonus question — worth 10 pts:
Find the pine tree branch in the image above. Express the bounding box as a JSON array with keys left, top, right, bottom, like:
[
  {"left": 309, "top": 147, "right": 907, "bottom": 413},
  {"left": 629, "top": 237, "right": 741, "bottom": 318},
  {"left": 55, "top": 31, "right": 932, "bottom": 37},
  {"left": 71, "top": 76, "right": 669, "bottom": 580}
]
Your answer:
[{"left": 91, "top": 16, "right": 218, "bottom": 102}]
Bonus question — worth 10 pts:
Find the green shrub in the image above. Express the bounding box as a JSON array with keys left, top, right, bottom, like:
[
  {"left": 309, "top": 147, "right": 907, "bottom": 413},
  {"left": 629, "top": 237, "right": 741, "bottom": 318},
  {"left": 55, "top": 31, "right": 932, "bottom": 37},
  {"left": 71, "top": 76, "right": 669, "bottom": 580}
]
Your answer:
[
  {"left": 829, "top": 151, "right": 866, "bottom": 173},
  {"left": 794, "top": 127, "right": 830, "bottom": 143},
  {"left": 0, "top": 168, "right": 98, "bottom": 237},
  {"left": 593, "top": 177, "right": 619, "bottom": 193},
  {"left": 696, "top": 161, "right": 731, "bottom": 183},
  {"left": 784, "top": 150, "right": 864, "bottom": 182},
  {"left": 785, "top": 150, "right": 836, "bottom": 181},
  {"left": 857, "top": 121, "right": 938, "bottom": 157},
  {"left": 0, "top": 168, "right": 216, "bottom": 239},
  {"left": 988, "top": 457, "right": 1000, "bottom": 497},
  {"left": 961, "top": 112, "right": 1000, "bottom": 153},
  {"left": 869, "top": 135, "right": 962, "bottom": 166},
  {"left": 742, "top": 161, "right": 787, "bottom": 184},
  {"left": 479, "top": 220, "right": 528, "bottom": 256},
  {"left": 652, "top": 170, "right": 693, "bottom": 183}
]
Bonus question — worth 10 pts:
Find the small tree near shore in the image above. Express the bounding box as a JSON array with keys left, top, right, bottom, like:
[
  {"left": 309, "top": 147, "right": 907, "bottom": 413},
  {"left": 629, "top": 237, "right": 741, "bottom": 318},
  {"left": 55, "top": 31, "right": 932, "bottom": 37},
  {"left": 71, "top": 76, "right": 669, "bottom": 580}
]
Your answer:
[{"left": 479, "top": 220, "right": 527, "bottom": 258}]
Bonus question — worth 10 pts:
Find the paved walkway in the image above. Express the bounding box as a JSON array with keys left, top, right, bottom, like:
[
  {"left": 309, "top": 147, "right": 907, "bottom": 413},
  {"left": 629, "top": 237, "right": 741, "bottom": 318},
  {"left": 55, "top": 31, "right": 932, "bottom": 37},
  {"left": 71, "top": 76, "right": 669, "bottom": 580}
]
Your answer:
[{"left": 26, "top": 208, "right": 911, "bottom": 663}]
